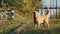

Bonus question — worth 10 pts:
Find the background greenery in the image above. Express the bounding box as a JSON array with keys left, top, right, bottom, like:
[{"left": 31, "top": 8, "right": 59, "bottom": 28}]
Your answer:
[{"left": 0, "top": 0, "right": 42, "bottom": 34}]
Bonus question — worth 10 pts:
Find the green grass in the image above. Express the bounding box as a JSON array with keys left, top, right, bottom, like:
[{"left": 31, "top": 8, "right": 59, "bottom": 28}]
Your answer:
[
  {"left": 20, "top": 19, "right": 60, "bottom": 34},
  {"left": 0, "top": 19, "right": 60, "bottom": 34},
  {"left": 0, "top": 21, "right": 26, "bottom": 34}
]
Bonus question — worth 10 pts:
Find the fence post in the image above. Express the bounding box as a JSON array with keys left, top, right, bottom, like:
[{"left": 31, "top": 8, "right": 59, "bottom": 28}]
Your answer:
[{"left": 56, "top": 0, "right": 57, "bottom": 19}]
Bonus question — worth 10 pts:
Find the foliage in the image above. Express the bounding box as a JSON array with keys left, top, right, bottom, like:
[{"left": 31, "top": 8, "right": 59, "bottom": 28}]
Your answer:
[
  {"left": 0, "top": 0, "right": 42, "bottom": 34},
  {"left": 0, "top": 0, "right": 43, "bottom": 21}
]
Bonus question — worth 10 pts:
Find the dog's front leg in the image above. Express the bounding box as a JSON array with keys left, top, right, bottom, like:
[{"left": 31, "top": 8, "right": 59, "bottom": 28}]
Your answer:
[
  {"left": 37, "top": 23, "right": 40, "bottom": 29},
  {"left": 35, "top": 24, "right": 37, "bottom": 29}
]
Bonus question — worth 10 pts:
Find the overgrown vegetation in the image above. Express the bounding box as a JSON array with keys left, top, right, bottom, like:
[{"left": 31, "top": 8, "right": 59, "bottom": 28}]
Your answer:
[
  {"left": 0, "top": 0, "right": 42, "bottom": 21},
  {"left": 0, "top": 0, "right": 42, "bottom": 34}
]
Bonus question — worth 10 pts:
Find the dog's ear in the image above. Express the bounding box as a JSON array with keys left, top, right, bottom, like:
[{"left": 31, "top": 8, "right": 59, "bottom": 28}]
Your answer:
[
  {"left": 32, "top": 12, "right": 35, "bottom": 14},
  {"left": 32, "top": 12, "right": 34, "bottom": 13}
]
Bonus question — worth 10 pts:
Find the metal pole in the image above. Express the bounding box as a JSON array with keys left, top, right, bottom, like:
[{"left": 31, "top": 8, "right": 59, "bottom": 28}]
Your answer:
[
  {"left": 45, "top": 0, "right": 46, "bottom": 14},
  {"left": 50, "top": 0, "right": 51, "bottom": 18},
  {"left": 41, "top": 9, "right": 43, "bottom": 15},
  {"left": 53, "top": 0, "right": 54, "bottom": 15},
  {"left": 56, "top": 0, "right": 57, "bottom": 19}
]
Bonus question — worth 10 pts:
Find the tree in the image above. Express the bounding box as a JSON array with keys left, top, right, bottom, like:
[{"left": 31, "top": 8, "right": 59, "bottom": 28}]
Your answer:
[{"left": 0, "top": 0, "right": 43, "bottom": 21}]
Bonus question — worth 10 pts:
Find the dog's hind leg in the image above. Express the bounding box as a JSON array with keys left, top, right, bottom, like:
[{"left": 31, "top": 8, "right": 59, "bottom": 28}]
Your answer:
[
  {"left": 42, "top": 21, "right": 46, "bottom": 30},
  {"left": 44, "top": 19, "right": 49, "bottom": 28}
]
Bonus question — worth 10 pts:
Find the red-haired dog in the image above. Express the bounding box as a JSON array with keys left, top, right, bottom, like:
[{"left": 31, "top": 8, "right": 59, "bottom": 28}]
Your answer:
[{"left": 33, "top": 8, "right": 50, "bottom": 29}]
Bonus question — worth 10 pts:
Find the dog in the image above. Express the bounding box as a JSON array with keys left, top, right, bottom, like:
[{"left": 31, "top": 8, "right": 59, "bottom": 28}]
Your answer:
[{"left": 33, "top": 7, "right": 50, "bottom": 29}]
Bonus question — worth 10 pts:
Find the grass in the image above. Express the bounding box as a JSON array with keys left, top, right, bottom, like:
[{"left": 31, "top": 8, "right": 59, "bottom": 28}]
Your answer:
[
  {"left": 0, "top": 21, "right": 26, "bottom": 34},
  {"left": 0, "top": 19, "right": 60, "bottom": 34},
  {"left": 20, "top": 19, "right": 60, "bottom": 34}
]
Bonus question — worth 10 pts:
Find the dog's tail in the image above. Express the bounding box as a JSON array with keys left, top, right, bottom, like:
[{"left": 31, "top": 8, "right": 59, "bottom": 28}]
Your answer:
[{"left": 45, "top": 7, "right": 50, "bottom": 16}]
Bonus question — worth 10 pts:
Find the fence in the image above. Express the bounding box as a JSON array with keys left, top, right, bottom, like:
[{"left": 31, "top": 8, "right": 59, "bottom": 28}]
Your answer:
[
  {"left": 0, "top": 9, "right": 14, "bottom": 20},
  {"left": 40, "top": 0, "right": 60, "bottom": 19}
]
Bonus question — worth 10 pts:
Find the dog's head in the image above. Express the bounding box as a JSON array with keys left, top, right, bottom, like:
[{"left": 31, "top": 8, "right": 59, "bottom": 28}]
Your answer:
[{"left": 35, "top": 7, "right": 39, "bottom": 12}]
